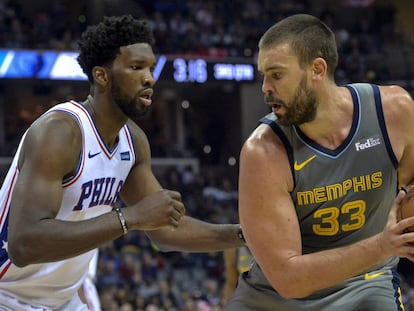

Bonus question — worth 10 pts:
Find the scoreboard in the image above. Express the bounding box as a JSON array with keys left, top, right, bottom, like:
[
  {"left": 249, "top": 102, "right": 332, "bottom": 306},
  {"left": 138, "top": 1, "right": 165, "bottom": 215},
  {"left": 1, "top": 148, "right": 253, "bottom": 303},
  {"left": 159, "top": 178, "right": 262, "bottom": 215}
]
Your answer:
[{"left": 0, "top": 49, "right": 256, "bottom": 83}]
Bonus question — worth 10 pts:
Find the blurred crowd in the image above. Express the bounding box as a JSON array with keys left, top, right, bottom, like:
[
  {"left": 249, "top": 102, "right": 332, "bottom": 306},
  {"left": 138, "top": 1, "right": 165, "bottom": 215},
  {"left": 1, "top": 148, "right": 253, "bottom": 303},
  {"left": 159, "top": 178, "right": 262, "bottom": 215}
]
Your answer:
[
  {"left": 97, "top": 166, "right": 239, "bottom": 310},
  {"left": 1, "top": 0, "right": 414, "bottom": 310}
]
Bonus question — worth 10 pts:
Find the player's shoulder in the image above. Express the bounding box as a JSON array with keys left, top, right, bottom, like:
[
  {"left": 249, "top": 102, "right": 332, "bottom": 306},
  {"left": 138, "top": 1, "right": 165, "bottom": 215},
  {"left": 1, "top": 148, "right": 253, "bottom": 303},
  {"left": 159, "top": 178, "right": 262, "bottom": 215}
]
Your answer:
[
  {"left": 18, "top": 105, "right": 84, "bottom": 172},
  {"left": 125, "top": 119, "right": 151, "bottom": 158},
  {"left": 378, "top": 84, "right": 413, "bottom": 108},
  {"left": 242, "top": 120, "right": 286, "bottom": 161},
  {"left": 377, "top": 84, "right": 414, "bottom": 125},
  {"left": 27, "top": 106, "right": 82, "bottom": 143},
  {"left": 125, "top": 119, "right": 148, "bottom": 142}
]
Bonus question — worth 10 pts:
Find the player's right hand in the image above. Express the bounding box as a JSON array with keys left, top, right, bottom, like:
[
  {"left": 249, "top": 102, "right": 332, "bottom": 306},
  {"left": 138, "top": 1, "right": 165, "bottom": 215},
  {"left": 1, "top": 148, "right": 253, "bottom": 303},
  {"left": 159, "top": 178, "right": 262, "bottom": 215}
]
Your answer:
[
  {"left": 126, "top": 189, "right": 185, "bottom": 231},
  {"left": 380, "top": 189, "right": 414, "bottom": 262}
]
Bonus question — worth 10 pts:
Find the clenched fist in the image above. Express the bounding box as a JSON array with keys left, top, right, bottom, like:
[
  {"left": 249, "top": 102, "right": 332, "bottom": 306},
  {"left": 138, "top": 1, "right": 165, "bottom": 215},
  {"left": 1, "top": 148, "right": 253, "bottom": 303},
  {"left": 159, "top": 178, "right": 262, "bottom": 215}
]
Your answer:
[{"left": 124, "top": 189, "right": 185, "bottom": 231}]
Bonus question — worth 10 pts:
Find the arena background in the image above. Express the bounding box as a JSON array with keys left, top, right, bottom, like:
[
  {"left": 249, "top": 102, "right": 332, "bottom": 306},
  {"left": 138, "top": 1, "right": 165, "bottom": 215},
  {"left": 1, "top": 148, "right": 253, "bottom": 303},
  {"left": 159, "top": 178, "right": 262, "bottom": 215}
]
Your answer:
[{"left": 0, "top": 0, "right": 413, "bottom": 310}]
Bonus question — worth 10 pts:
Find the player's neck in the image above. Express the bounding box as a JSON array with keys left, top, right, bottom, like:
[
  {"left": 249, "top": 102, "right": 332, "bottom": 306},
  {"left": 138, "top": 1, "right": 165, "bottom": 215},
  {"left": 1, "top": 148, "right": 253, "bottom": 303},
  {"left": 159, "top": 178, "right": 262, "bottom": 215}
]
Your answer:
[
  {"left": 83, "top": 94, "right": 123, "bottom": 149},
  {"left": 299, "top": 86, "right": 354, "bottom": 150},
  {"left": 84, "top": 94, "right": 97, "bottom": 117}
]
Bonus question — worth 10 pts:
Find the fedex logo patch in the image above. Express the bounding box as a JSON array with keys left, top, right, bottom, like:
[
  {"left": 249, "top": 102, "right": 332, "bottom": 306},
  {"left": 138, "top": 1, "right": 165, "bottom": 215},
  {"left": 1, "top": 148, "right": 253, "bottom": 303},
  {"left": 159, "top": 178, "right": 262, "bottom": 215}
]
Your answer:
[{"left": 355, "top": 136, "right": 381, "bottom": 151}]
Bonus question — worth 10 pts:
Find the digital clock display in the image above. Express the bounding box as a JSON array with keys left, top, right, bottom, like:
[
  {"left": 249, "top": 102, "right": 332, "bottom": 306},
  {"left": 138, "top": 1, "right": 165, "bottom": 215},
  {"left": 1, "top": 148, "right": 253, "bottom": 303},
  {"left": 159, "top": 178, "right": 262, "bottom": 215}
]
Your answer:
[{"left": 166, "top": 57, "right": 254, "bottom": 83}]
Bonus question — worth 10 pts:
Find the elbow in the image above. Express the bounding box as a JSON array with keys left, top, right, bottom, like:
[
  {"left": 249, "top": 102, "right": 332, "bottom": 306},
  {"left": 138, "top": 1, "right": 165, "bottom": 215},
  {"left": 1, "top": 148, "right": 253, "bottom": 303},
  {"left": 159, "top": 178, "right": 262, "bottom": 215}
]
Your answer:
[
  {"left": 261, "top": 258, "right": 315, "bottom": 299},
  {"left": 8, "top": 235, "right": 37, "bottom": 267},
  {"left": 151, "top": 242, "right": 175, "bottom": 253},
  {"left": 268, "top": 276, "right": 313, "bottom": 299},
  {"left": 145, "top": 232, "right": 175, "bottom": 253},
  {"left": 8, "top": 243, "right": 31, "bottom": 267},
  {"left": 9, "top": 255, "right": 28, "bottom": 268}
]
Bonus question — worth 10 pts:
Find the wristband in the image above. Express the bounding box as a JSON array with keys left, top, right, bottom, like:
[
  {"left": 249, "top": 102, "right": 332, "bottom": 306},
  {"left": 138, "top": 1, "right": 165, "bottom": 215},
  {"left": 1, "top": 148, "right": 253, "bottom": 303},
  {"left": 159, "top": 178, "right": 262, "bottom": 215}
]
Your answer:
[
  {"left": 113, "top": 207, "right": 128, "bottom": 235},
  {"left": 238, "top": 225, "right": 246, "bottom": 244}
]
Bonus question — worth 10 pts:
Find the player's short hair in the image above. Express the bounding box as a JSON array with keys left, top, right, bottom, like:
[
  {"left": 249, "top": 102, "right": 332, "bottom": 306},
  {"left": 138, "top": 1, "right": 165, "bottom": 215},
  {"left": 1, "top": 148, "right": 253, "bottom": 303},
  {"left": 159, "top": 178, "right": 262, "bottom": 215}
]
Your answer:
[
  {"left": 259, "top": 14, "right": 338, "bottom": 79},
  {"left": 77, "top": 15, "right": 155, "bottom": 82}
]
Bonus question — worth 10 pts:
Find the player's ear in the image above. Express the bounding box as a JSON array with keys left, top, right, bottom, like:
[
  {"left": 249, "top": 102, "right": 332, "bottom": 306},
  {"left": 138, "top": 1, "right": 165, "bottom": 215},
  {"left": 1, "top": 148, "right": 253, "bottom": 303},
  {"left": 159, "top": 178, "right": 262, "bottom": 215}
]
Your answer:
[
  {"left": 311, "top": 58, "right": 327, "bottom": 80},
  {"left": 92, "top": 66, "right": 109, "bottom": 86}
]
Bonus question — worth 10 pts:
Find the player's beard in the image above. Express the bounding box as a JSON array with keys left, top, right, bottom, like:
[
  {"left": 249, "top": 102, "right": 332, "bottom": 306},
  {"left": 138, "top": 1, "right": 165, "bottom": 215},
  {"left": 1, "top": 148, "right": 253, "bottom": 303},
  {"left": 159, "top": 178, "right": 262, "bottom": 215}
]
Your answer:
[
  {"left": 111, "top": 81, "right": 150, "bottom": 119},
  {"left": 277, "top": 75, "right": 317, "bottom": 126}
]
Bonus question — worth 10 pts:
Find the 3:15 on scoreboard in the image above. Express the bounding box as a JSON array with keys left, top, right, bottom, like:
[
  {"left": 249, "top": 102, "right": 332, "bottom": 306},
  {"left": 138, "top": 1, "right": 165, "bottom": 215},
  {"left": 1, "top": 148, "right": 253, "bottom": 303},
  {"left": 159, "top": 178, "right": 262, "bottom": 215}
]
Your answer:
[{"left": 159, "top": 57, "right": 255, "bottom": 83}]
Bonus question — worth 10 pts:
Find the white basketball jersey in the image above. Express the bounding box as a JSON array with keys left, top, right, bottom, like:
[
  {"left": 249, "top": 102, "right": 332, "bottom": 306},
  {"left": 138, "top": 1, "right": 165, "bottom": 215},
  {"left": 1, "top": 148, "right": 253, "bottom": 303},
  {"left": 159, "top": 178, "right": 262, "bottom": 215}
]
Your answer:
[{"left": 0, "top": 101, "right": 135, "bottom": 309}]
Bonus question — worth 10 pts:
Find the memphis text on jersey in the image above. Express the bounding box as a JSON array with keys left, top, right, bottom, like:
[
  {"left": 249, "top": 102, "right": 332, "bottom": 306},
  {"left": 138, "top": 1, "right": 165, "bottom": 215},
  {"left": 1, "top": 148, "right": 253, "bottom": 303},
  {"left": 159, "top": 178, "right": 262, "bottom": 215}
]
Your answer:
[
  {"left": 296, "top": 171, "right": 383, "bottom": 236},
  {"left": 297, "top": 171, "right": 382, "bottom": 206}
]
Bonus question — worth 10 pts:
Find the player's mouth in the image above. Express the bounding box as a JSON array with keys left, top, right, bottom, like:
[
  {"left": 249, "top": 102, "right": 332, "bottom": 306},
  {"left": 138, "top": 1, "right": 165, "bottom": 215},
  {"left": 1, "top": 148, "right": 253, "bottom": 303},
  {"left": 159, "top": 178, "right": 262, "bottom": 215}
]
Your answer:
[
  {"left": 271, "top": 103, "right": 282, "bottom": 113},
  {"left": 265, "top": 94, "right": 283, "bottom": 113},
  {"left": 265, "top": 101, "right": 283, "bottom": 114},
  {"left": 138, "top": 88, "right": 153, "bottom": 106}
]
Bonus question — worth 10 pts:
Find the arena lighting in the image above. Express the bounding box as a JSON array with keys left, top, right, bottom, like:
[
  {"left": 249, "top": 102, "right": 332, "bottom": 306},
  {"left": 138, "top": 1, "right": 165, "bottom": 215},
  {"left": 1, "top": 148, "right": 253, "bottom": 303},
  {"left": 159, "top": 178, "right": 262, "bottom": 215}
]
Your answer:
[
  {"left": 228, "top": 157, "right": 237, "bottom": 166},
  {"left": 0, "top": 49, "right": 255, "bottom": 82}
]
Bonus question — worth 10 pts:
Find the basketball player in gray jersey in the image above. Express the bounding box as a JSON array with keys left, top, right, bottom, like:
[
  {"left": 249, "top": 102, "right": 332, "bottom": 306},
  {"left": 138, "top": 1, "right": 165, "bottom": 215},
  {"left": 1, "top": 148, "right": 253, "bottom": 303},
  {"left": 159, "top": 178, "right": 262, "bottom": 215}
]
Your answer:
[{"left": 225, "top": 14, "right": 414, "bottom": 311}]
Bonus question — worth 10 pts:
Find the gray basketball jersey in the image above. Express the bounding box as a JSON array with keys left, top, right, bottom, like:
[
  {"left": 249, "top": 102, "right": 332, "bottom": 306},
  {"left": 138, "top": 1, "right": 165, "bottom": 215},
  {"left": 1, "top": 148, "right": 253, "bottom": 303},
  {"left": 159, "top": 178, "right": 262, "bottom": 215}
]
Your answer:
[
  {"left": 225, "top": 84, "right": 403, "bottom": 311},
  {"left": 264, "top": 83, "right": 399, "bottom": 254}
]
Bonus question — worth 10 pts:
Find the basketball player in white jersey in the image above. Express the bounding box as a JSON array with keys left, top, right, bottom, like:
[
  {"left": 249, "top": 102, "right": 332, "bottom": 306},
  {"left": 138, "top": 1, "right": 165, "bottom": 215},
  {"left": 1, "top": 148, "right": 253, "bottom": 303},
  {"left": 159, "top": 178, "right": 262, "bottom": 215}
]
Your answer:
[
  {"left": 0, "top": 15, "right": 245, "bottom": 310},
  {"left": 78, "top": 250, "right": 101, "bottom": 310}
]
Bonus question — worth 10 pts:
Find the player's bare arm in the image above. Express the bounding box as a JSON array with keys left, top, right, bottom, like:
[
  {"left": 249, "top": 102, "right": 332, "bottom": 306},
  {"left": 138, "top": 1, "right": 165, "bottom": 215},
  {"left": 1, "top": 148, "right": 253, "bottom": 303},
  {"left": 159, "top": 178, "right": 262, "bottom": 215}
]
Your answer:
[
  {"left": 239, "top": 123, "right": 414, "bottom": 299},
  {"left": 120, "top": 120, "right": 243, "bottom": 252},
  {"left": 380, "top": 85, "right": 414, "bottom": 186},
  {"left": 118, "top": 119, "right": 186, "bottom": 231},
  {"left": 7, "top": 112, "right": 142, "bottom": 266}
]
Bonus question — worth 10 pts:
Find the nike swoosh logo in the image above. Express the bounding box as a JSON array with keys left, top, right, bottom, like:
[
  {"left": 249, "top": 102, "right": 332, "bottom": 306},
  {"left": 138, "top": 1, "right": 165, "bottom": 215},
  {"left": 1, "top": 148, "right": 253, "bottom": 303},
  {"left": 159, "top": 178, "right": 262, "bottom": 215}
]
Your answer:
[
  {"left": 364, "top": 271, "right": 385, "bottom": 280},
  {"left": 294, "top": 155, "right": 316, "bottom": 171},
  {"left": 88, "top": 151, "right": 101, "bottom": 158}
]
